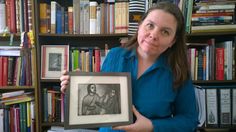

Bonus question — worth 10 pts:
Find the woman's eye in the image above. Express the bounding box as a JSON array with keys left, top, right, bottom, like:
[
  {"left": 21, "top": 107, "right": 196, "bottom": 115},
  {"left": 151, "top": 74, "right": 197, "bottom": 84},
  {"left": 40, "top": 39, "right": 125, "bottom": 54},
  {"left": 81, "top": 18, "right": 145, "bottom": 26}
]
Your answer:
[
  {"left": 162, "top": 30, "right": 170, "bottom": 36},
  {"left": 146, "top": 23, "right": 154, "bottom": 29}
]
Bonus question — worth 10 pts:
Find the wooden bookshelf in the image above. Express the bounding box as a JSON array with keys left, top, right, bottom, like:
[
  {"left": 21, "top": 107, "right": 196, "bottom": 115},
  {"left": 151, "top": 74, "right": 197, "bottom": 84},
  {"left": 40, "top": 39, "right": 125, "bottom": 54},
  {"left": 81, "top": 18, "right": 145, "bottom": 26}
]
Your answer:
[{"left": 0, "top": 0, "right": 39, "bottom": 131}]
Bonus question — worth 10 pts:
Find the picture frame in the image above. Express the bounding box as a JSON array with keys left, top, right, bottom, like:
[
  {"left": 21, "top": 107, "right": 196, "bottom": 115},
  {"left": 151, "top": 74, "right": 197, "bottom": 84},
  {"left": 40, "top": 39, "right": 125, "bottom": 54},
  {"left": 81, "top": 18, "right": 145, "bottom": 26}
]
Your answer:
[
  {"left": 41, "top": 45, "right": 69, "bottom": 79},
  {"left": 64, "top": 72, "right": 133, "bottom": 129}
]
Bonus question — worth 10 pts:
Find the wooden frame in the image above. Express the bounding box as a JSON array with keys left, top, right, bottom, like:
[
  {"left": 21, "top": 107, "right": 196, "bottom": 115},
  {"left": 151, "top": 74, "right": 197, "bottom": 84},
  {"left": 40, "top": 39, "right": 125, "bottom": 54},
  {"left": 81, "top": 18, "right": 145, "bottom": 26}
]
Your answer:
[
  {"left": 64, "top": 72, "right": 133, "bottom": 129},
  {"left": 41, "top": 45, "right": 69, "bottom": 79}
]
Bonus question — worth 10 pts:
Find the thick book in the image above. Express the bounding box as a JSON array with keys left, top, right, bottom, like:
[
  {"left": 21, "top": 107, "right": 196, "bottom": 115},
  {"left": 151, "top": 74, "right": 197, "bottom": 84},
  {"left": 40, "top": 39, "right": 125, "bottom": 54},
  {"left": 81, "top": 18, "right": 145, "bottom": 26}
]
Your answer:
[
  {"left": 0, "top": 1, "right": 6, "bottom": 33},
  {"left": 40, "top": 3, "right": 49, "bottom": 33},
  {"left": 215, "top": 48, "right": 224, "bottom": 80},
  {"left": 89, "top": 1, "right": 97, "bottom": 34},
  {"left": 0, "top": 109, "right": 3, "bottom": 132},
  {"left": 206, "top": 88, "right": 218, "bottom": 127},
  {"left": 219, "top": 89, "right": 231, "bottom": 127},
  {"left": 232, "top": 89, "right": 236, "bottom": 126}
]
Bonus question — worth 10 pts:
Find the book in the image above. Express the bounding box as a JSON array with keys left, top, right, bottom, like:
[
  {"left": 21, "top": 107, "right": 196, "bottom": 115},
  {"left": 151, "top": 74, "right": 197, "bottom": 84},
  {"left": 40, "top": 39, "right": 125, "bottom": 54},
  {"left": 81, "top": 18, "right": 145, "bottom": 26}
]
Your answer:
[
  {"left": 191, "top": 24, "right": 236, "bottom": 33},
  {"left": 73, "top": 0, "right": 80, "bottom": 34},
  {"left": 0, "top": 46, "right": 22, "bottom": 56},
  {"left": 40, "top": 3, "right": 49, "bottom": 33},
  {"left": 232, "top": 89, "right": 236, "bottom": 126},
  {"left": 0, "top": 109, "right": 3, "bottom": 132},
  {"left": 68, "top": 6, "right": 73, "bottom": 34},
  {"left": 219, "top": 89, "right": 231, "bottom": 127},
  {"left": 206, "top": 88, "right": 218, "bottom": 127},
  {"left": 215, "top": 48, "right": 224, "bottom": 80},
  {"left": 0, "top": 1, "right": 6, "bottom": 33},
  {"left": 89, "top": 1, "right": 97, "bottom": 34},
  {"left": 0, "top": 56, "right": 3, "bottom": 86},
  {"left": 194, "top": 85, "right": 206, "bottom": 127}
]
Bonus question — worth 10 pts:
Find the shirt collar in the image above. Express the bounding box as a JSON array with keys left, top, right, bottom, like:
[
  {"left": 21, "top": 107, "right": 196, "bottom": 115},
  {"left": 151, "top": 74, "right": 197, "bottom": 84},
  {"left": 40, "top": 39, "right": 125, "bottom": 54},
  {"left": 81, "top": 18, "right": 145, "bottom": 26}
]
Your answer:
[{"left": 123, "top": 48, "right": 171, "bottom": 71}]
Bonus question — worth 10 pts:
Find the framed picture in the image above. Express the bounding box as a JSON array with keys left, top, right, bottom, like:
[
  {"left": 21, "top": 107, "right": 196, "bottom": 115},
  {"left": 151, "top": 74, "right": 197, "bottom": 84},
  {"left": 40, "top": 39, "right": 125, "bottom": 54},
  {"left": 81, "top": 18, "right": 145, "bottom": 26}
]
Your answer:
[
  {"left": 64, "top": 72, "right": 133, "bottom": 129},
  {"left": 41, "top": 45, "right": 69, "bottom": 79}
]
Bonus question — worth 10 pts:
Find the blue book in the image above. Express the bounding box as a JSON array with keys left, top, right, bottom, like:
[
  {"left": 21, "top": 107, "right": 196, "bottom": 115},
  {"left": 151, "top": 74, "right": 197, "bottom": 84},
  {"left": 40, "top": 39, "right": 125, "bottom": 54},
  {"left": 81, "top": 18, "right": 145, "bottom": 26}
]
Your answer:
[{"left": 56, "top": 6, "right": 62, "bottom": 34}]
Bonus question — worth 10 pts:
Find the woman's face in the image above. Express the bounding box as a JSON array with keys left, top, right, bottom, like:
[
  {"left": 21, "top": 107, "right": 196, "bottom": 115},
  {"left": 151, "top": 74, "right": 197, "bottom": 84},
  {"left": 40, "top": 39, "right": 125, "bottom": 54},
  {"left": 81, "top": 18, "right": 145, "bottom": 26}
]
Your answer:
[{"left": 137, "top": 9, "right": 177, "bottom": 58}]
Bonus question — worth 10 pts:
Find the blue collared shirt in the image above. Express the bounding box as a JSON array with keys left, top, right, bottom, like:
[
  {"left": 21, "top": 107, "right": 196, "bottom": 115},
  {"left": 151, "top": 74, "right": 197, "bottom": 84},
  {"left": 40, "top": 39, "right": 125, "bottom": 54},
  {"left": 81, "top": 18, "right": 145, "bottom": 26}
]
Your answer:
[{"left": 100, "top": 47, "right": 198, "bottom": 132}]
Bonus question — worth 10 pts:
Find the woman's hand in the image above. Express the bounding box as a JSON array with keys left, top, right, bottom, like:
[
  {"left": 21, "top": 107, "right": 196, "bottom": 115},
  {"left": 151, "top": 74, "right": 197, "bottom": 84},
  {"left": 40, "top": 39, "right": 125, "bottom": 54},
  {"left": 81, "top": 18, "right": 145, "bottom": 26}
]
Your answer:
[
  {"left": 113, "top": 106, "right": 153, "bottom": 132},
  {"left": 60, "top": 70, "right": 70, "bottom": 93}
]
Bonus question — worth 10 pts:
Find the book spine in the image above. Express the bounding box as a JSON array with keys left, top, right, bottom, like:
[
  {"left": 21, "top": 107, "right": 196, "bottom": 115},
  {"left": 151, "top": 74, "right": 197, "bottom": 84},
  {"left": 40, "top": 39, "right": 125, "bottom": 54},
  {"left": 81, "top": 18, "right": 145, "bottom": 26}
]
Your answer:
[
  {"left": 89, "top": 1, "right": 97, "bottom": 34},
  {"left": 68, "top": 6, "right": 73, "bottom": 34},
  {"left": 206, "top": 88, "right": 218, "bottom": 127},
  {"left": 215, "top": 48, "right": 224, "bottom": 80},
  {"left": 0, "top": 2, "right": 6, "bottom": 33},
  {"left": 219, "top": 89, "right": 231, "bottom": 127}
]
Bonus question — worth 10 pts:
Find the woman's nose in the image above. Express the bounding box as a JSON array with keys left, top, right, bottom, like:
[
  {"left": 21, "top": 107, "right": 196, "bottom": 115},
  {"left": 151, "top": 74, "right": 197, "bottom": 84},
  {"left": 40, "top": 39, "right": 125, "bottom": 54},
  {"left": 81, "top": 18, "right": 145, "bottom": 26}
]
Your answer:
[{"left": 149, "top": 29, "right": 159, "bottom": 40}]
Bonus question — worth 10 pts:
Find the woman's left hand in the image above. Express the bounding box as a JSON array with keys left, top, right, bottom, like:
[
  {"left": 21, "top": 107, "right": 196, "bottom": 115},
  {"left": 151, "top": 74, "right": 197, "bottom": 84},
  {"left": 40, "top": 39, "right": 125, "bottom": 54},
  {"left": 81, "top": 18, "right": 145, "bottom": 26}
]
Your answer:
[{"left": 113, "top": 106, "right": 153, "bottom": 132}]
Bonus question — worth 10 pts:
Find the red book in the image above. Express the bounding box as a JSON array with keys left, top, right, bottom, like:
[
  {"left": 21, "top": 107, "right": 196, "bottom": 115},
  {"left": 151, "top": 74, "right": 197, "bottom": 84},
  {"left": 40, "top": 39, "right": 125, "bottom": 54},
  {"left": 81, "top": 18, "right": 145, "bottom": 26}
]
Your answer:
[
  {"left": 94, "top": 49, "right": 101, "bottom": 72},
  {"left": 0, "top": 56, "right": 3, "bottom": 86},
  {"left": 2, "top": 57, "right": 8, "bottom": 86},
  {"left": 68, "top": 6, "right": 73, "bottom": 34},
  {"left": 10, "top": 107, "right": 15, "bottom": 132},
  {"left": 215, "top": 48, "right": 224, "bottom": 80},
  {"left": 5, "top": 0, "right": 17, "bottom": 33}
]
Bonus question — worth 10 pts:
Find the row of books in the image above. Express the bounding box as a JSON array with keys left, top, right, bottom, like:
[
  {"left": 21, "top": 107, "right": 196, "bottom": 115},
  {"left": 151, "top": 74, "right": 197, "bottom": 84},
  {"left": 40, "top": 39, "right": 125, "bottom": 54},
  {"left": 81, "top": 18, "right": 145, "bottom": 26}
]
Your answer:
[
  {"left": 187, "top": 38, "right": 235, "bottom": 81},
  {"left": 41, "top": 44, "right": 109, "bottom": 79},
  {"left": 202, "top": 86, "right": 236, "bottom": 128},
  {"left": 42, "top": 87, "right": 64, "bottom": 123},
  {"left": 0, "top": 90, "right": 35, "bottom": 132},
  {"left": 39, "top": 0, "right": 128, "bottom": 35},
  {"left": 0, "top": 0, "right": 33, "bottom": 34},
  {"left": 189, "top": 0, "right": 236, "bottom": 33},
  {"left": 0, "top": 32, "right": 35, "bottom": 86}
]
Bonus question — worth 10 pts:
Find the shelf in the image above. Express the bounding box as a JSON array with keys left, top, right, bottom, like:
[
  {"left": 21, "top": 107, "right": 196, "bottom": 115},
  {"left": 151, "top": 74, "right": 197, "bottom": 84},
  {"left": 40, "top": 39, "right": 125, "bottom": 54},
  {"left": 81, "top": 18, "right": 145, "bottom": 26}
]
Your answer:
[
  {"left": 41, "top": 122, "right": 64, "bottom": 127},
  {"left": 187, "top": 31, "right": 236, "bottom": 37},
  {"left": 0, "top": 86, "right": 35, "bottom": 89},
  {"left": 198, "top": 127, "right": 236, "bottom": 132},
  {"left": 40, "top": 79, "right": 60, "bottom": 83},
  {"left": 38, "top": 33, "right": 128, "bottom": 38},
  {"left": 193, "top": 80, "right": 236, "bottom": 85}
]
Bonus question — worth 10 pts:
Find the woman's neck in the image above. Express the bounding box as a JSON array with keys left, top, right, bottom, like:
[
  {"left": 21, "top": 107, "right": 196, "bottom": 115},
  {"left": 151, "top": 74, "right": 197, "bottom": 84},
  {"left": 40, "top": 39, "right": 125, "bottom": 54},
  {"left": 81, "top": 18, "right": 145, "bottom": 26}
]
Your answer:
[{"left": 136, "top": 47, "right": 160, "bottom": 78}]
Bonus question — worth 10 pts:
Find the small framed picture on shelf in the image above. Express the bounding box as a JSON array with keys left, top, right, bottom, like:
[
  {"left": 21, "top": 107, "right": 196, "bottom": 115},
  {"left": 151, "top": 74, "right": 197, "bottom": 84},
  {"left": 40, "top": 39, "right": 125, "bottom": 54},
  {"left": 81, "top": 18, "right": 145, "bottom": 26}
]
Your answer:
[
  {"left": 41, "top": 45, "right": 69, "bottom": 79},
  {"left": 64, "top": 72, "right": 133, "bottom": 129}
]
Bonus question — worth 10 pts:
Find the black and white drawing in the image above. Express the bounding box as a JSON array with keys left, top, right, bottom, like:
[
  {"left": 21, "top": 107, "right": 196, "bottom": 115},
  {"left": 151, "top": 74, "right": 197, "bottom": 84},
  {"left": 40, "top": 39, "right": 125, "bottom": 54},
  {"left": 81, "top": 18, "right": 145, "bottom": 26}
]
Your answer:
[
  {"left": 48, "top": 53, "right": 62, "bottom": 71},
  {"left": 65, "top": 72, "right": 132, "bottom": 129},
  {"left": 78, "top": 84, "right": 121, "bottom": 116}
]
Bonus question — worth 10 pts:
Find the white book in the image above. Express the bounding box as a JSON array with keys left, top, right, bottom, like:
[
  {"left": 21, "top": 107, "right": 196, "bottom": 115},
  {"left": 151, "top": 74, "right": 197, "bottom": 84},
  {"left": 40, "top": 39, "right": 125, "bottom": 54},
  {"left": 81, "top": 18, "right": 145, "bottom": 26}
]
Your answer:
[
  {"left": 194, "top": 85, "right": 206, "bottom": 127},
  {"left": 1, "top": 90, "right": 25, "bottom": 98},
  {"left": 83, "top": 0, "right": 90, "bottom": 34},
  {"left": 206, "top": 89, "right": 218, "bottom": 126},
  {"left": 73, "top": 0, "right": 80, "bottom": 34},
  {"left": 0, "top": 2, "right": 6, "bottom": 33},
  {"left": 232, "top": 89, "right": 236, "bottom": 125},
  {"left": 219, "top": 89, "right": 231, "bottom": 126},
  {"left": 96, "top": 5, "right": 101, "bottom": 34},
  {"left": 0, "top": 109, "right": 3, "bottom": 132},
  {"left": 51, "top": 1, "right": 57, "bottom": 34},
  {"left": 89, "top": 1, "right": 97, "bottom": 34},
  {"left": 192, "top": 24, "right": 236, "bottom": 33},
  {"left": 49, "top": 126, "right": 98, "bottom": 132},
  {"left": 199, "top": 4, "right": 235, "bottom": 10}
]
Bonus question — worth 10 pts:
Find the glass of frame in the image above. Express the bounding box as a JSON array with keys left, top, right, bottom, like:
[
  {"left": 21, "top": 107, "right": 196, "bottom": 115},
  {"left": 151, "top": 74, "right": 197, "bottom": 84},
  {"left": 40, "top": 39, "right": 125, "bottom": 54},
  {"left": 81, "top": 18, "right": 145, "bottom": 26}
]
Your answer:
[
  {"left": 41, "top": 45, "right": 69, "bottom": 79},
  {"left": 64, "top": 72, "right": 133, "bottom": 129}
]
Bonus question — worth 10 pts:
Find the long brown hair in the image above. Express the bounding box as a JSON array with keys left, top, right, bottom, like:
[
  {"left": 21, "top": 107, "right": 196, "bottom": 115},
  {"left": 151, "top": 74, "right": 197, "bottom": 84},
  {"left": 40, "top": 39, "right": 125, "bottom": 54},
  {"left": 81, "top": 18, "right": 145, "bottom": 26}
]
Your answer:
[{"left": 124, "top": 2, "right": 190, "bottom": 89}]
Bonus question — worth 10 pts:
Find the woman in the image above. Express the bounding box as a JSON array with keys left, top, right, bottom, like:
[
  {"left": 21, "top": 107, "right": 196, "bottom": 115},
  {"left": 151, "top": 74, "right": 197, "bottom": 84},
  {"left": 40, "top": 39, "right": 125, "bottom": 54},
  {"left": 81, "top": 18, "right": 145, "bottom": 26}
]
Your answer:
[{"left": 61, "top": 2, "right": 198, "bottom": 132}]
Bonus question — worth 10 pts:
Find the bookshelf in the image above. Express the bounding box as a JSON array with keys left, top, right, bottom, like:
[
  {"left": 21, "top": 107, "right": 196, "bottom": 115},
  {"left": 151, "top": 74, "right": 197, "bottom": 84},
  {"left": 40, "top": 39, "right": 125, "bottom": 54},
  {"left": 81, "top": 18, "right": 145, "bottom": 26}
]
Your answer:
[
  {"left": 0, "top": 0, "right": 39, "bottom": 131},
  {"left": 19, "top": 0, "right": 236, "bottom": 132},
  {"left": 34, "top": 0, "right": 129, "bottom": 131}
]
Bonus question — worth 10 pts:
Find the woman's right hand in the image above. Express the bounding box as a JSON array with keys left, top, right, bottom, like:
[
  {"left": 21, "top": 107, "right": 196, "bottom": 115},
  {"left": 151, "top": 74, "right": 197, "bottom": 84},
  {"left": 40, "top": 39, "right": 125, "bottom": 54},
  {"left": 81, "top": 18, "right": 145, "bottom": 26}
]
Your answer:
[{"left": 60, "top": 70, "right": 70, "bottom": 93}]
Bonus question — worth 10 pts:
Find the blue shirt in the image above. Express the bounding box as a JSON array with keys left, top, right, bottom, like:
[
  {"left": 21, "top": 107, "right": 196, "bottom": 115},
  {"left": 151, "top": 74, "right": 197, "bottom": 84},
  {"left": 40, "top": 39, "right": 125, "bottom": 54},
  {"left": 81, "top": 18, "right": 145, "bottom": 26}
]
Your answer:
[{"left": 100, "top": 47, "right": 198, "bottom": 132}]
